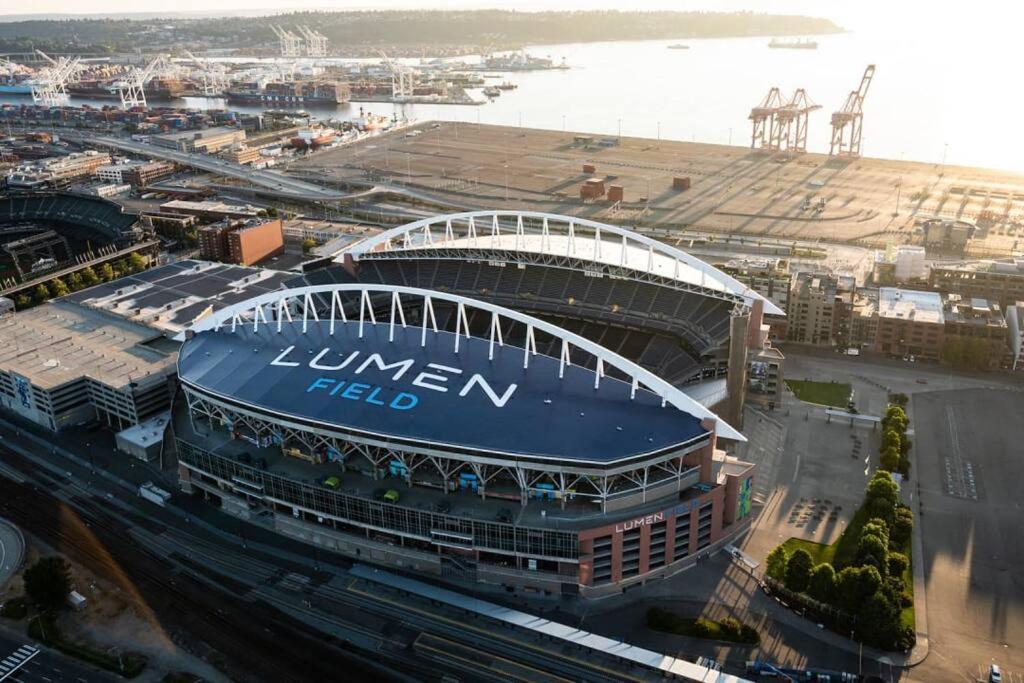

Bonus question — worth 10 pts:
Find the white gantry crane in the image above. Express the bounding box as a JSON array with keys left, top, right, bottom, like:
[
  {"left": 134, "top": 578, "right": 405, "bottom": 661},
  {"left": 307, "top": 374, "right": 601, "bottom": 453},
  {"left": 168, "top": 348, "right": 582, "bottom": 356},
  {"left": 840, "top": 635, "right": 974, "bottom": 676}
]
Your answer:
[
  {"left": 114, "top": 54, "right": 170, "bottom": 109},
  {"left": 377, "top": 50, "right": 414, "bottom": 101},
  {"left": 298, "top": 25, "right": 329, "bottom": 58},
  {"left": 830, "top": 64, "right": 876, "bottom": 158},
  {"left": 271, "top": 25, "right": 304, "bottom": 59},
  {"left": 30, "top": 50, "right": 82, "bottom": 106},
  {"left": 183, "top": 50, "right": 228, "bottom": 96}
]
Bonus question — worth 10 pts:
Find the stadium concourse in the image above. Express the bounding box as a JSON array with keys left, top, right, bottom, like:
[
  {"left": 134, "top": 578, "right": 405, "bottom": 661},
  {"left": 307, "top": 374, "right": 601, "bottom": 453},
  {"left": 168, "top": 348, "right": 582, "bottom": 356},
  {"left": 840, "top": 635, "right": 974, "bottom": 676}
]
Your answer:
[{"left": 173, "top": 211, "right": 782, "bottom": 597}]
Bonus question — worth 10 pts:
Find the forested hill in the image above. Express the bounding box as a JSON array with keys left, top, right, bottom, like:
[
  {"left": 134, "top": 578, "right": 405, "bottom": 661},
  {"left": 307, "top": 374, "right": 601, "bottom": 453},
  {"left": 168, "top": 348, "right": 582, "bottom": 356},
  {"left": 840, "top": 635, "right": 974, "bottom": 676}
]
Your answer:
[{"left": 0, "top": 10, "right": 842, "bottom": 56}]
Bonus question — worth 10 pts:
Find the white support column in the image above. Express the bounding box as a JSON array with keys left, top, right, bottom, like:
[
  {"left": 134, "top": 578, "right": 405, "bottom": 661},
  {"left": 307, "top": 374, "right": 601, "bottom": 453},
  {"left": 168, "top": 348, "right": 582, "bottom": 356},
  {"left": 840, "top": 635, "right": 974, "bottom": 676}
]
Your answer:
[
  {"left": 631, "top": 376, "right": 638, "bottom": 400},
  {"left": 523, "top": 324, "right": 536, "bottom": 369},
  {"left": 444, "top": 219, "right": 454, "bottom": 244},
  {"left": 567, "top": 220, "right": 575, "bottom": 256},
  {"left": 594, "top": 357, "right": 604, "bottom": 389},
  {"left": 488, "top": 311, "right": 504, "bottom": 361},
  {"left": 302, "top": 292, "right": 319, "bottom": 334},
  {"left": 647, "top": 243, "right": 654, "bottom": 272},
  {"left": 329, "top": 291, "right": 346, "bottom": 335},
  {"left": 515, "top": 214, "right": 525, "bottom": 251},
  {"left": 358, "top": 289, "right": 376, "bottom": 338},
  {"left": 559, "top": 339, "right": 571, "bottom": 379},
  {"left": 276, "top": 296, "right": 289, "bottom": 333},
  {"left": 253, "top": 303, "right": 267, "bottom": 332},
  {"left": 454, "top": 301, "right": 470, "bottom": 353},
  {"left": 541, "top": 216, "right": 550, "bottom": 253},
  {"left": 421, "top": 296, "right": 438, "bottom": 347},
  {"left": 620, "top": 234, "right": 628, "bottom": 266},
  {"left": 594, "top": 226, "right": 602, "bottom": 259},
  {"left": 468, "top": 216, "right": 477, "bottom": 247}
]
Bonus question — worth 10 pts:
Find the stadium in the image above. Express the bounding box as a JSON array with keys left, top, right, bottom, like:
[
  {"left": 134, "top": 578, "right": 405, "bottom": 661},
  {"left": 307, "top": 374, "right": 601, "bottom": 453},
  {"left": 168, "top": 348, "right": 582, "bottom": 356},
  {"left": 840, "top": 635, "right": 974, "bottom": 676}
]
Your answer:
[{"left": 173, "top": 211, "right": 779, "bottom": 596}]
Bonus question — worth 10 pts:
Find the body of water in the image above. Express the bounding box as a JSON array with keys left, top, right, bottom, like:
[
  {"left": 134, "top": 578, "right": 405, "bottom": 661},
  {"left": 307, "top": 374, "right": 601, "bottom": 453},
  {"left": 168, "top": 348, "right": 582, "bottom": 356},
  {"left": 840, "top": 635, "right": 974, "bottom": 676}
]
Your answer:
[{"left": 3, "top": 27, "right": 1021, "bottom": 174}]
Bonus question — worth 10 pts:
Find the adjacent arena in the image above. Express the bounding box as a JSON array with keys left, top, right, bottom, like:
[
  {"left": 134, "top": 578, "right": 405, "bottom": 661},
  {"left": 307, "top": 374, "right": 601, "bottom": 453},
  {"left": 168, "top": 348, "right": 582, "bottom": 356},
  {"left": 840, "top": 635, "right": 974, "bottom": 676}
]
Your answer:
[{"left": 174, "top": 211, "right": 775, "bottom": 595}]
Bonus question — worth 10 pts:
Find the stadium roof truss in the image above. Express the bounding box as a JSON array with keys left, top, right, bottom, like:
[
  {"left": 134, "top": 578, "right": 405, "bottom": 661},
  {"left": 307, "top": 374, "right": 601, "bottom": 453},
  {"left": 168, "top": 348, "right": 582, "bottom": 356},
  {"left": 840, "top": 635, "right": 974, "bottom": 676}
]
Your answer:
[{"left": 347, "top": 211, "right": 784, "bottom": 316}]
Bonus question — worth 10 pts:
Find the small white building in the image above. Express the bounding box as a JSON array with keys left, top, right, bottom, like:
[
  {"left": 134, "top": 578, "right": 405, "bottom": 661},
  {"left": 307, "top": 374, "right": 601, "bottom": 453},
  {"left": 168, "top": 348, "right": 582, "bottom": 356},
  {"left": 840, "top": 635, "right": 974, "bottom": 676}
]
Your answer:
[
  {"left": 115, "top": 412, "right": 170, "bottom": 462},
  {"left": 894, "top": 245, "right": 927, "bottom": 282}
]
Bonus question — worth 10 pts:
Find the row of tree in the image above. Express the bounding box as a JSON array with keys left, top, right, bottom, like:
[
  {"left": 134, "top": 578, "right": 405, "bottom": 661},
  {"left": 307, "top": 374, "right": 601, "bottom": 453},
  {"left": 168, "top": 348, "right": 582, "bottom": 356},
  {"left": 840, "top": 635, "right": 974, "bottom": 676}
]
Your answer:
[
  {"left": 880, "top": 401, "right": 912, "bottom": 478},
  {"left": 14, "top": 253, "right": 148, "bottom": 311},
  {"left": 766, "top": 470, "right": 916, "bottom": 651},
  {"left": 941, "top": 336, "right": 997, "bottom": 372}
]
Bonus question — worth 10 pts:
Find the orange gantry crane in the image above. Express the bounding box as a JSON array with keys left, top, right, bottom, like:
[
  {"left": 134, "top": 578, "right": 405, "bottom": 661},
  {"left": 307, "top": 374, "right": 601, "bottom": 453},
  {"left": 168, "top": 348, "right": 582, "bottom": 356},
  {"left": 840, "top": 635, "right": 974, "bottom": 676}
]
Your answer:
[
  {"left": 830, "top": 65, "right": 876, "bottom": 158},
  {"left": 773, "top": 89, "right": 821, "bottom": 153},
  {"left": 749, "top": 87, "right": 784, "bottom": 150}
]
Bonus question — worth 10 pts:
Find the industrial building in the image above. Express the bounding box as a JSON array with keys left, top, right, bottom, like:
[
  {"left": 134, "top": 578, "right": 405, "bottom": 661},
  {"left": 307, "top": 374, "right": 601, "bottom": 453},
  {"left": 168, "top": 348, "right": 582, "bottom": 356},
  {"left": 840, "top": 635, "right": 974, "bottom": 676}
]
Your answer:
[
  {"left": 151, "top": 126, "right": 247, "bottom": 154},
  {"left": 942, "top": 295, "right": 1008, "bottom": 368},
  {"left": 928, "top": 259, "right": 1024, "bottom": 309},
  {"left": 4, "top": 151, "right": 112, "bottom": 190},
  {"left": 97, "top": 160, "right": 175, "bottom": 187},
  {"left": 0, "top": 300, "right": 176, "bottom": 431},
  {"left": 787, "top": 272, "right": 842, "bottom": 345},
  {"left": 172, "top": 211, "right": 779, "bottom": 597}
]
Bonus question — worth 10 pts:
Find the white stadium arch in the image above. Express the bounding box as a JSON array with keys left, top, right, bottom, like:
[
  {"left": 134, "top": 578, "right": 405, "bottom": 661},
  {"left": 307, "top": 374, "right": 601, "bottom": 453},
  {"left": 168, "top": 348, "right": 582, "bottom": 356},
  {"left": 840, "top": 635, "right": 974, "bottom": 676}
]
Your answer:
[
  {"left": 181, "top": 283, "right": 744, "bottom": 442},
  {"left": 346, "top": 210, "right": 784, "bottom": 316}
]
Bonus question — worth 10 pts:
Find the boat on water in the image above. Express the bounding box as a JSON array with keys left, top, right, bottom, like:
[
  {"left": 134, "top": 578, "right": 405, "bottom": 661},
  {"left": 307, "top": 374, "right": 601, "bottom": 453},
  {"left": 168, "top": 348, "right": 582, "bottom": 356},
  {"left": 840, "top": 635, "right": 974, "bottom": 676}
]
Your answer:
[
  {"left": 291, "top": 127, "right": 337, "bottom": 149},
  {"left": 768, "top": 38, "right": 818, "bottom": 50},
  {"left": 667, "top": 44, "right": 690, "bottom": 50},
  {"left": 497, "top": 81, "right": 517, "bottom": 90},
  {"left": 483, "top": 86, "right": 501, "bottom": 98}
]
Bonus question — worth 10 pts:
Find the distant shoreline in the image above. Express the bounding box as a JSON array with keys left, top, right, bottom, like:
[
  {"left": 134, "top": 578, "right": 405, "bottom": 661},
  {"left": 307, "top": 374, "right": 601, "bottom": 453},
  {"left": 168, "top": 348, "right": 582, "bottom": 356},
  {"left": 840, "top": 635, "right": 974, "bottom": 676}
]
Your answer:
[{"left": 0, "top": 10, "right": 842, "bottom": 58}]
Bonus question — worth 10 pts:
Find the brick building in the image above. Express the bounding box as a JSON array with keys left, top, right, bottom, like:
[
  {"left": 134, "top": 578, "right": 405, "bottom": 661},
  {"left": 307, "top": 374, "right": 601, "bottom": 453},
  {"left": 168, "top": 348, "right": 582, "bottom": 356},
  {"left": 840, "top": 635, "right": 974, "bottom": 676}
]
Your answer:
[
  {"left": 199, "top": 217, "right": 284, "bottom": 266},
  {"left": 873, "top": 288, "right": 944, "bottom": 361}
]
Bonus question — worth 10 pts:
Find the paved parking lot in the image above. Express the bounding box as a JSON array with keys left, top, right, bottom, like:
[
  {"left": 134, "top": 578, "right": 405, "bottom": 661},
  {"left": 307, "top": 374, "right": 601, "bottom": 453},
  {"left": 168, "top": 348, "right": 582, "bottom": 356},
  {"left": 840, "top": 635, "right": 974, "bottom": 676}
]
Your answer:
[{"left": 912, "top": 389, "right": 1024, "bottom": 682}]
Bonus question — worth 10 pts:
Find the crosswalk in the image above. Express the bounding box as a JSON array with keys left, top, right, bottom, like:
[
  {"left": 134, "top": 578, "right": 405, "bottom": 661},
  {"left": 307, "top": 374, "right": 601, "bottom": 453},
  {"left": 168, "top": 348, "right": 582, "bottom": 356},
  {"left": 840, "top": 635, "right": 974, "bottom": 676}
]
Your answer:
[{"left": 0, "top": 644, "right": 39, "bottom": 681}]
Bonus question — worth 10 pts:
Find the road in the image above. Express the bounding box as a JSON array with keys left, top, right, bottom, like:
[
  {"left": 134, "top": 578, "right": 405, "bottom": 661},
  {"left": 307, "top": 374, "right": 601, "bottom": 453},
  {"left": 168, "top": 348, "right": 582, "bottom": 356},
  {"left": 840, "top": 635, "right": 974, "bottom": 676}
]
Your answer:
[
  {"left": 0, "top": 630, "right": 116, "bottom": 682},
  {"left": 61, "top": 134, "right": 355, "bottom": 202}
]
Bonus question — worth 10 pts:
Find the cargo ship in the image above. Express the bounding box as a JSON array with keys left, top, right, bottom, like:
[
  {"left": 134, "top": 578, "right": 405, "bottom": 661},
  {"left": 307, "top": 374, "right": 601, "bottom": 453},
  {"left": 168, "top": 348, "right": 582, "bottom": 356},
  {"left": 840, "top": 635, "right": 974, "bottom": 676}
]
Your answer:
[
  {"left": 226, "top": 80, "right": 351, "bottom": 105},
  {"left": 667, "top": 44, "right": 690, "bottom": 50},
  {"left": 497, "top": 81, "right": 517, "bottom": 90},
  {"left": 66, "top": 77, "right": 187, "bottom": 101},
  {"left": 483, "top": 86, "right": 501, "bottom": 98},
  {"left": 768, "top": 38, "right": 818, "bottom": 50},
  {"left": 291, "top": 126, "right": 337, "bottom": 148}
]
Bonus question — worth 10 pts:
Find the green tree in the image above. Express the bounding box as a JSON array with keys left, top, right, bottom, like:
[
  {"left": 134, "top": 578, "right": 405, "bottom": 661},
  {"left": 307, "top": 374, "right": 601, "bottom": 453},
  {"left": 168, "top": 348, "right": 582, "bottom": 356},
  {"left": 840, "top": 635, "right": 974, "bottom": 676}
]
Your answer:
[
  {"left": 888, "top": 393, "right": 909, "bottom": 407},
  {"left": 867, "top": 471, "right": 899, "bottom": 507},
  {"left": 80, "top": 266, "right": 100, "bottom": 287},
  {"left": 98, "top": 263, "right": 115, "bottom": 282},
  {"left": 266, "top": 207, "right": 279, "bottom": 218},
  {"left": 857, "top": 591, "right": 900, "bottom": 647},
  {"left": 856, "top": 534, "right": 889, "bottom": 575},
  {"left": 14, "top": 294, "right": 31, "bottom": 309},
  {"left": 880, "top": 446, "right": 900, "bottom": 472},
  {"left": 807, "top": 563, "right": 836, "bottom": 603},
  {"left": 32, "top": 284, "right": 50, "bottom": 304},
  {"left": 887, "top": 552, "right": 909, "bottom": 578},
  {"left": 127, "top": 252, "right": 147, "bottom": 274},
  {"left": 23, "top": 557, "right": 71, "bottom": 611},
  {"left": 66, "top": 272, "right": 84, "bottom": 291},
  {"left": 301, "top": 238, "right": 316, "bottom": 254},
  {"left": 766, "top": 546, "right": 788, "bottom": 581},
  {"left": 891, "top": 506, "right": 914, "bottom": 547},
  {"left": 881, "top": 428, "right": 902, "bottom": 453},
  {"left": 47, "top": 278, "right": 69, "bottom": 299},
  {"left": 836, "top": 565, "right": 882, "bottom": 615},
  {"left": 784, "top": 548, "right": 813, "bottom": 593}
]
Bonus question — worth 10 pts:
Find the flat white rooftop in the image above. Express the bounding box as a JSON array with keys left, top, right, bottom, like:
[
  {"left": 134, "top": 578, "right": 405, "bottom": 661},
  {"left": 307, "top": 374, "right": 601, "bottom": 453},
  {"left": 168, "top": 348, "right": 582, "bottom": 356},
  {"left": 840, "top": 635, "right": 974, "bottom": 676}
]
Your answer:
[{"left": 878, "top": 287, "right": 944, "bottom": 324}]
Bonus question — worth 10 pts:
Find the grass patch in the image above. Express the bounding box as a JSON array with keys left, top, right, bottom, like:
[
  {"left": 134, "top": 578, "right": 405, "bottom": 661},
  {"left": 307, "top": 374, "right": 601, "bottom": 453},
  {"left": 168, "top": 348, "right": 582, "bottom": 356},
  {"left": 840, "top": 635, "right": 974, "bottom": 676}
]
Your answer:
[
  {"left": 647, "top": 607, "right": 760, "bottom": 645},
  {"left": 28, "top": 613, "right": 146, "bottom": 679},
  {"left": 0, "top": 596, "right": 28, "bottom": 620},
  {"left": 785, "top": 379, "right": 852, "bottom": 408},
  {"left": 779, "top": 537, "right": 836, "bottom": 567}
]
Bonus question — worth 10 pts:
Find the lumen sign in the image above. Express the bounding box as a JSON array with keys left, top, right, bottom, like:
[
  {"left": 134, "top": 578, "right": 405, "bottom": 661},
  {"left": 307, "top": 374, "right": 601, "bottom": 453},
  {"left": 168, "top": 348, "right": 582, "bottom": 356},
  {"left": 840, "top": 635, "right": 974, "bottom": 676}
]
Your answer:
[{"left": 271, "top": 345, "right": 519, "bottom": 411}]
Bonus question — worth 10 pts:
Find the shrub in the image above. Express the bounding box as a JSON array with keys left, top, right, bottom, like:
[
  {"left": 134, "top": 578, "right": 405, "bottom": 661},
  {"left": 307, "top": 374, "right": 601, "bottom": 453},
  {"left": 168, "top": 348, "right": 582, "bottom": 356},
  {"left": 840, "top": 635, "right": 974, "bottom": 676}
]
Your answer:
[
  {"left": 888, "top": 552, "right": 909, "bottom": 577},
  {"left": 891, "top": 507, "right": 914, "bottom": 547}
]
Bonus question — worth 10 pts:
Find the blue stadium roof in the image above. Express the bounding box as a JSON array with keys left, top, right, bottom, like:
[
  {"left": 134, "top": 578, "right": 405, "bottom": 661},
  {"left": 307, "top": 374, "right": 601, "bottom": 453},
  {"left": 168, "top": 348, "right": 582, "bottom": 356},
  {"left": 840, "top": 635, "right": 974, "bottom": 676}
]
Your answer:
[{"left": 177, "top": 321, "right": 710, "bottom": 465}]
